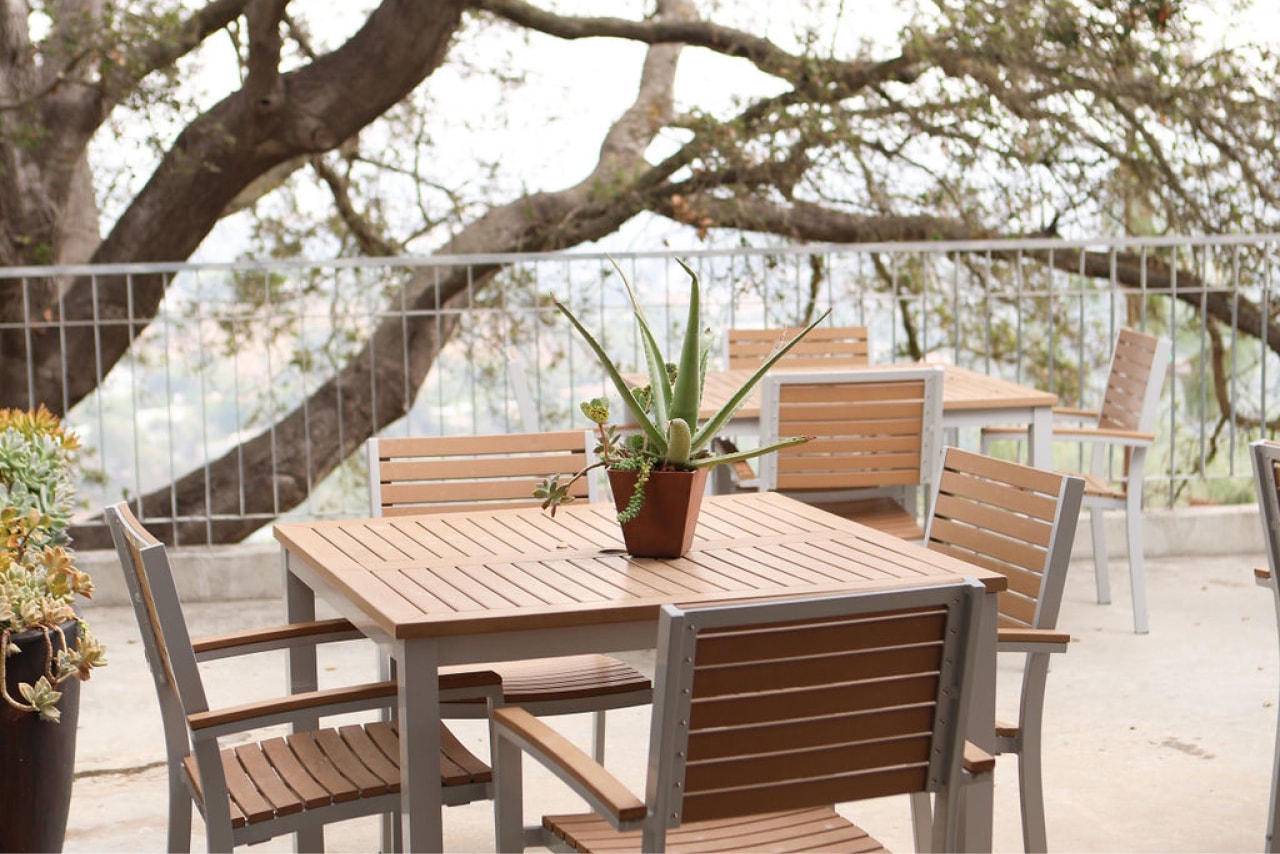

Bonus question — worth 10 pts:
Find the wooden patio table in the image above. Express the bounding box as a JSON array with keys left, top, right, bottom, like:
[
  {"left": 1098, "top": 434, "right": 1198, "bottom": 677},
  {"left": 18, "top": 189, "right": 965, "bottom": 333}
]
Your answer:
[
  {"left": 275, "top": 491, "right": 1006, "bottom": 852},
  {"left": 692, "top": 362, "right": 1058, "bottom": 470}
]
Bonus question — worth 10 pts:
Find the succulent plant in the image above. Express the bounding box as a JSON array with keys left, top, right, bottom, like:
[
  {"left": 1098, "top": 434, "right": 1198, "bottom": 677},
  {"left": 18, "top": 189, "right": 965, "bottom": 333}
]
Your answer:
[
  {"left": 0, "top": 406, "right": 105, "bottom": 722},
  {"left": 536, "top": 257, "right": 828, "bottom": 520}
]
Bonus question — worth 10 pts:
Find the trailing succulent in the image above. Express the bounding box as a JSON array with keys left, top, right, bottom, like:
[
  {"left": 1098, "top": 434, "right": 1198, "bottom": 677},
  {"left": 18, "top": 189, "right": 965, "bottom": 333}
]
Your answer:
[
  {"left": 0, "top": 406, "right": 106, "bottom": 722},
  {"left": 535, "top": 257, "right": 828, "bottom": 521}
]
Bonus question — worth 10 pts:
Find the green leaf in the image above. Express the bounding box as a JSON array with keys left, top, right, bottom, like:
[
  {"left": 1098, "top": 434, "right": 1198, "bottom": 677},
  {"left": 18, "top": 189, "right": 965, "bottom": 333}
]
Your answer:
[
  {"left": 668, "top": 259, "right": 704, "bottom": 429},
  {"left": 690, "top": 308, "right": 833, "bottom": 450}
]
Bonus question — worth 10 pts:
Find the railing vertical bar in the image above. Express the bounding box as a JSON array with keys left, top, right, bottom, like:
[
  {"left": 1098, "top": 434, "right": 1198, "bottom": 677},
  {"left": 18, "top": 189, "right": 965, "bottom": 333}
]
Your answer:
[
  {"left": 159, "top": 272, "right": 180, "bottom": 542},
  {"left": 194, "top": 271, "right": 213, "bottom": 545},
  {"left": 1167, "top": 244, "right": 1179, "bottom": 508},
  {"left": 88, "top": 271, "right": 107, "bottom": 523}
]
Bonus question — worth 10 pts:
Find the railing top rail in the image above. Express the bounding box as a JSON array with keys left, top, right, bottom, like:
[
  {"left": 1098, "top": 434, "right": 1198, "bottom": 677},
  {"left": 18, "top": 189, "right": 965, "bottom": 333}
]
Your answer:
[{"left": 3, "top": 233, "right": 1279, "bottom": 280}]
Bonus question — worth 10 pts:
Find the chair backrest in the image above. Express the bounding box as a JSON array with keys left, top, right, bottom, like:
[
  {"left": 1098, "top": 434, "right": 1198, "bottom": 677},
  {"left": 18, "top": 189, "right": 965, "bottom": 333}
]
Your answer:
[
  {"left": 726, "top": 325, "right": 870, "bottom": 370},
  {"left": 925, "top": 447, "right": 1084, "bottom": 631},
  {"left": 757, "top": 367, "right": 944, "bottom": 501},
  {"left": 103, "top": 503, "right": 209, "bottom": 768},
  {"left": 1097, "top": 327, "right": 1170, "bottom": 433},
  {"left": 1251, "top": 440, "right": 1280, "bottom": 581},
  {"left": 643, "top": 580, "right": 985, "bottom": 852},
  {"left": 368, "top": 429, "right": 594, "bottom": 517}
]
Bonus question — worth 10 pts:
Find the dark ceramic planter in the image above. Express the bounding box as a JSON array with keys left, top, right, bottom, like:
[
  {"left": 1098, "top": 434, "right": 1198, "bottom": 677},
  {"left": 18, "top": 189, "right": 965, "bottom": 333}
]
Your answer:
[
  {"left": 607, "top": 466, "right": 710, "bottom": 558},
  {"left": 0, "top": 620, "right": 81, "bottom": 854}
]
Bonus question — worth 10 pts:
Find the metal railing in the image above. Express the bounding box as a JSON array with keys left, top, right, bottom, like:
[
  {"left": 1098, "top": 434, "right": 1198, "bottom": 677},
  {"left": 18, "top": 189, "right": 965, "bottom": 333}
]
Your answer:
[{"left": 3, "top": 233, "right": 1276, "bottom": 545}]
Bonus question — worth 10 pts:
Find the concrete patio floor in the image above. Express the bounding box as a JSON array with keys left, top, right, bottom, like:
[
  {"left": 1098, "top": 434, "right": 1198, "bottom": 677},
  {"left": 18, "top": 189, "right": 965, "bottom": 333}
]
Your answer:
[{"left": 62, "top": 526, "right": 1276, "bottom": 852}]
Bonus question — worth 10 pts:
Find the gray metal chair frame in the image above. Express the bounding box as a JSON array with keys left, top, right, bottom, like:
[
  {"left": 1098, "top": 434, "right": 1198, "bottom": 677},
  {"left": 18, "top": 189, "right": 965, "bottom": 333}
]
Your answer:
[
  {"left": 910, "top": 447, "right": 1084, "bottom": 853},
  {"left": 1250, "top": 439, "right": 1280, "bottom": 853},
  {"left": 104, "top": 501, "right": 496, "bottom": 852},
  {"left": 984, "top": 327, "right": 1170, "bottom": 633},
  {"left": 491, "top": 581, "right": 990, "bottom": 853}
]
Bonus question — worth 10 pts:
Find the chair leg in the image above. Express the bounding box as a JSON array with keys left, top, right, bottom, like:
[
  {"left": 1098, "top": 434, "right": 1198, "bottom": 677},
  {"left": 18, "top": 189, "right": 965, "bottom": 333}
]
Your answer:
[
  {"left": 494, "top": 728, "right": 526, "bottom": 852},
  {"left": 166, "top": 768, "right": 192, "bottom": 853},
  {"left": 1269, "top": 702, "right": 1280, "bottom": 854},
  {"left": 1017, "top": 654, "right": 1053, "bottom": 854},
  {"left": 1090, "top": 505, "right": 1111, "bottom": 605},
  {"left": 1125, "top": 491, "right": 1149, "bottom": 634},
  {"left": 910, "top": 791, "right": 934, "bottom": 852},
  {"left": 591, "top": 710, "right": 607, "bottom": 763},
  {"left": 295, "top": 826, "right": 323, "bottom": 852}
]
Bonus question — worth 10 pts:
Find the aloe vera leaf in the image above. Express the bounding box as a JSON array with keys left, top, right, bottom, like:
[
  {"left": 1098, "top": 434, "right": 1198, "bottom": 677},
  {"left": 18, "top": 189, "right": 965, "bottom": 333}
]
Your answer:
[
  {"left": 668, "top": 258, "right": 703, "bottom": 428},
  {"left": 553, "top": 298, "right": 667, "bottom": 452},
  {"left": 690, "top": 307, "right": 832, "bottom": 450},
  {"left": 689, "top": 434, "right": 811, "bottom": 468},
  {"left": 608, "top": 255, "right": 671, "bottom": 428}
]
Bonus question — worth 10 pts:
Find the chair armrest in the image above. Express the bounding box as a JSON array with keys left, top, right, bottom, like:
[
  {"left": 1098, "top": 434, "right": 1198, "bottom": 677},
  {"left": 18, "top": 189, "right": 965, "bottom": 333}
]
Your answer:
[
  {"left": 981, "top": 407, "right": 1100, "bottom": 440},
  {"left": 963, "top": 741, "right": 996, "bottom": 776},
  {"left": 189, "top": 680, "right": 400, "bottom": 736},
  {"left": 1052, "top": 406, "right": 1099, "bottom": 422},
  {"left": 997, "top": 627, "right": 1071, "bottom": 654},
  {"left": 192, "top": 618, "right": 365, "bottom": 661},
  {"left": 189, "top": 671, "right": 502, "bottom": 738},
  {"left": 492, "top": 706, "right": 647, "bottom": 825},
  {"left": 1051, "top": 425, "right": 1155, "bottom": 446},
  {"left": 1257, "top": 567, "right": 1274, "bottom": 588}
]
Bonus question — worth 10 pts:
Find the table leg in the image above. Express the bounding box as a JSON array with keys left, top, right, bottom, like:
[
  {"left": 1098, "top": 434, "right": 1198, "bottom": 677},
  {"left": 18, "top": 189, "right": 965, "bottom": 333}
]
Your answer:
[
  {"left": 282, "top": 553, "right": 323, "bottom": 853},
  {"left": 960, "top": 587, "right": 998, "bottom": 852},
  {"left": 397, "top": 637, "right": 444, "bottom": 853},
  {"left": 1028, "top": 404, "right": 1053, "bottom": 470}
]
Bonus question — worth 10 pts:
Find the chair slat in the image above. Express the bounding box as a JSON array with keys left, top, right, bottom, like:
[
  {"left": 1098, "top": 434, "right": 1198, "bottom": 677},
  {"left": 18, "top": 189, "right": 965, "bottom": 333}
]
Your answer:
[
  {"left": 337, "top": 724, "right": 401, "bottom": 789},
  {"left": 233, "top": 743, "right": 305, "bottom": 817},
  {"left": 286, "top": 732, "right": 362, "bottom": 804},
  {"left": 727, "top": 325, "right": 871, "bottom": 371},
  {"left": 314, "top": 728, "right": 391, "bottom": 797},
  {"left": 684, "top": 732, "right": 932, "bottom": 792},
  {"left": 221, "top": 751, "right": 276, "bottom": 825},
  {"left": 681, "top": 765, "right": 928, "bottom": 823},
  {"left": 689, "top": 673, "right": 941, "bottom": 729},
  {"left": 260, "top": 737, "right": 332, "bottom": 809},
  {"left": 694, "top": 609, "right": 947, "bottom": 665},
  {"left": 685, "top": 704, "right": 937, "bottom": 761}
]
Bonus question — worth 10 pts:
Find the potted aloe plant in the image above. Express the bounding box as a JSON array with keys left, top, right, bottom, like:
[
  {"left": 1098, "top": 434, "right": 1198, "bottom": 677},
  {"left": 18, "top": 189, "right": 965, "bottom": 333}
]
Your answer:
[
  {"left": 536, "top": 257, "right": 828, "bottom": 557},
  {"left": 0, "top": 405, "right": 106, "bottom": 852}
]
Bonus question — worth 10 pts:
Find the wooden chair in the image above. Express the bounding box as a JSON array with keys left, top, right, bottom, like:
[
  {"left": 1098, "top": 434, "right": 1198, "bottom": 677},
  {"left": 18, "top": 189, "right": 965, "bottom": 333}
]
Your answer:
[
  {"left": 910, "top": 447, "right": 1084, "bottom": 853},
  {"left": 726, "top": 324, "right": 871, "bottom": 370},
  {"left": 491, "top": 580, "right": 992, "bottom": 853},
  {"left": 368, "top": 431, "right": 652, "bottom": 762},
  {"left": 1250, "top": 439, "right": 1280, "bottom": 853},
  {"left": 756, "top": 366, "right": 945, "bottom": 540},
  {"left": 982, "top": 327, "right": 1170, "bottom": 633},
  {"left": 103, "top": 501, "right": 497, "bottom": 852}
]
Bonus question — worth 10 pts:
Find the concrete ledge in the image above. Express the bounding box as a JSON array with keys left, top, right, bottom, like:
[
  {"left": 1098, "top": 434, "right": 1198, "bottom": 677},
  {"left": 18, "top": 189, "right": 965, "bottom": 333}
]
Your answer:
[
  {"left": 76, "top": 503, "right": 1265, "bottom": 606},
  {"left": 77, "top": 542, "right": 283, "bottom": 606}
]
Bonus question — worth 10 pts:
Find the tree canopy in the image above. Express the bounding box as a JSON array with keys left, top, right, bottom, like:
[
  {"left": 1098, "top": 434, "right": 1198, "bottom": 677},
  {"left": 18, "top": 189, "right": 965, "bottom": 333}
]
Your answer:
[{"left": 2, "top": 0, "right": 1279, "bottom": 543}]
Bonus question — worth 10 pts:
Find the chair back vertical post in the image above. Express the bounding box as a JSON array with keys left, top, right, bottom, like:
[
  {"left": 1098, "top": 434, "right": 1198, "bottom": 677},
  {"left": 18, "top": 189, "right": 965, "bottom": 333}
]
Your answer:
[
  {"left": 105, "top": 503, "right": 237, "bottom": 844},
  {"left": 1250, "top": 440, "right": 1280, "bottom": 853}
]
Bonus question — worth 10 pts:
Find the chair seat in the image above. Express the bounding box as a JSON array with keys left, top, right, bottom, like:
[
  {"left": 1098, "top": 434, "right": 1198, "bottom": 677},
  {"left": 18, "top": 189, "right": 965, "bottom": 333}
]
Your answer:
[
  {"left": 186, "top": 720, "right": 489, "bottom": 829},
  {"left": 442, "top": 654, "right": 652, "bottom": 705},
  {"left": 544, "top": 807, "right": 886, "bottom": 853},
  {"left": 811, "top": 496, "right": 924, "bottom": 540}
]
